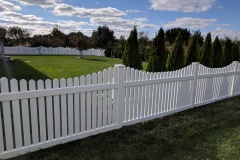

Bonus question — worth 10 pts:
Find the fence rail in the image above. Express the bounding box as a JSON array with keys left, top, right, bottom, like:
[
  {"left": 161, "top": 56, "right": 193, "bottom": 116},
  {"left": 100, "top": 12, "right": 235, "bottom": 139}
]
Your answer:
[{"left": 0, "top": 61, "right": 240, "bottom": 159}]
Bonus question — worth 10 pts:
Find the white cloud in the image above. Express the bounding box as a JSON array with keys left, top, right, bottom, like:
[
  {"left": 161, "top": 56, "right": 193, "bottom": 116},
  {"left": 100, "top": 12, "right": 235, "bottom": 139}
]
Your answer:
[
  {"left": 126, "top": 10, "right": 141, "bottom": 13},
  {"left": 211, "top": 27, "right": 239, "bottom": 40},
  {"left": 134, "top": 17, "right": 149, "bottom": 22},
  {"left": 90, "top": 17, "right": 158, "bottom": 37},
  {"left": 53, "top": 3, "right": 126, "bottom": 18},
  {"left": 149, "top": 0, "right": 216, "bottom": 12},
  {"left": 13, "top": 0, "right": 62, "bottom": 8},
  {"left": 0, "top": 11, "right": 91, "bottom": 36},
  {"left": 0, "top": 0, "right": 21, "bottom": 11},
  {"left": 52, "top": 3, "right": 158, "bottom": 38},
  {"left": 164, "top": 17, "right": 217, "bottom": 29}
]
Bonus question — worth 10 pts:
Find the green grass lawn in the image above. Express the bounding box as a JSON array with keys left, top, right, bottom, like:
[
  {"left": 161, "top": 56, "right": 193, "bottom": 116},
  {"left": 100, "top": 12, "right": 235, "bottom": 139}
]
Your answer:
[
  {"left": 10, "top": 96, "right": 240, "bottom": 160},
  {"left": 0, "top": 56, "right": 148, "bottom": 81}
]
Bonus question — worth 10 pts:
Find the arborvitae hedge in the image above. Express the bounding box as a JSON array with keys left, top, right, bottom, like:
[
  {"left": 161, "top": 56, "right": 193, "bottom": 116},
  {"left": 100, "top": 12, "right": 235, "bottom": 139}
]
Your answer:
[
  {"left": 122, "top": 26, "right": 142, "bottom": 70},
  {"left": 223, "top": 37, "right": 233, "bottom": 66},
  {"left": 184, "top": 37, "right": 197, "bottom": 66},
  {"left": 147, "top": 28, "right": 167, "bottom": 72},
  {"left": 212, "top": 36, "right": 223, "bottom": 68},
  {"left": 232, "top": 43, "right": 240, "bottom": 61},
  {"left": 167, "top": 32, "right": 184, "bottom": 71},
  {"left": 199, "top": 32, "right": 212, "bottom": 67}
]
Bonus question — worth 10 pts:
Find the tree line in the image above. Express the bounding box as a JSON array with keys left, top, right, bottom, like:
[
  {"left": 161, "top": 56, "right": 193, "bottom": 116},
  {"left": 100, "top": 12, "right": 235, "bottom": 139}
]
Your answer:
[
  {"left": 1, "top": 25, "right": 240, "bottom": 70},
  {"left": 123, "top": 27, "right": 240, "bottom": 71}
]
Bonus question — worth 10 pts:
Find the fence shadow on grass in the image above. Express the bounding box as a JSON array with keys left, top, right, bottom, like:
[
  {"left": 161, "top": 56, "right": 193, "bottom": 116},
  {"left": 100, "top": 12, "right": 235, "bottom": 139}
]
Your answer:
[{"left": 0, "top": 59, "right": 50, "bottom": 81}]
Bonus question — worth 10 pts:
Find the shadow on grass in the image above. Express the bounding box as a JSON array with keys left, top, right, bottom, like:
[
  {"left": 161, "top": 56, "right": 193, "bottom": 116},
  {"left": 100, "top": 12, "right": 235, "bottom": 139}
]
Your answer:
[
  {"left": 10, "top": 96, "right": 240, "bottom": 160},
  {"left": 0, "top": 59, "right": 49, "bottom": 81},
  {"left": 85, "top": 58, "right": 108, "bottom": 62}
]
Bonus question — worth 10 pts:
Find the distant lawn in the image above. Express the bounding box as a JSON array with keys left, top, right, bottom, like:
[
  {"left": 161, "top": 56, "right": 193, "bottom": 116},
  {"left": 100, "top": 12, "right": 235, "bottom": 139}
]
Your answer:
[
  {"left": 11, "top": 96, "right": 240, "bottom": 160},
  {"left": 0, "top": 56, "right": 148, "bottom": 81}
]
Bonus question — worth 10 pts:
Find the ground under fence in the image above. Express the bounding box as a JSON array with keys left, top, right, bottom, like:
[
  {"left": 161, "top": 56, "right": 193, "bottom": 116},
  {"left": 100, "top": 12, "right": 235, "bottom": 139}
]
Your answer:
[{"left": 0, "top": 61, "right": 240, "bottom": 159}]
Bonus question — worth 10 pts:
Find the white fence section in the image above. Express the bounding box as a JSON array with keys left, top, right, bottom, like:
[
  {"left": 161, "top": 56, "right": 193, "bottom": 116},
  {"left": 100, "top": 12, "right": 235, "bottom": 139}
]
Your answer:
[
  {"left": 0, "top": 62, "right": 240, "bottom": 159},
  {"left": 4, "top": 46, "right": 105, "bottom": 56}
]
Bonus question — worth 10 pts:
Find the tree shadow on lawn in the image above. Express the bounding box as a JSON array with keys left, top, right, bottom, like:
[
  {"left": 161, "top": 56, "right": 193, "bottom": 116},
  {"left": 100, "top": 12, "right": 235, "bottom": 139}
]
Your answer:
[
  {"left": 85, "top": 58, "right": 108, "bottom": 62},
  {"left": 11, "top": 96, "right": 240, "bottom": 160},
  {"left": 0, "top": 59, "right": 50, "bottom": 81}
]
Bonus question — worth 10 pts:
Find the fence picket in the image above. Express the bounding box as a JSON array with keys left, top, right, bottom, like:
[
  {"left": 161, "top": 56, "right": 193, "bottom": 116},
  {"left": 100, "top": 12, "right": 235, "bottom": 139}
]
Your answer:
[
  {"left": 60, "top": 79, "right": 67, "bottom": 136},
  {"left": 10, "top": 79, "right": 22, "bottom": 149},
  {"left": 53, "top": 79, "right": 61, "bottom": 138},
  {"left": 29, "top": 80, "right": 39, "bottom": 144},
  {"left": 92, "top": 73, "right": 97, "bottom": 129},
  {"left": 67, "top": 78, "right": 74, "bottom": 135},
  {"left": 97, "top": 72, "right": 102, "bottom": 128},
  {"left": 137, "top": 71, "right": 142, "bottom": 119},
  {"left": 133, "top": 70, "right": 139, "bottom": 119},
  {"left": 125, "top": 67, "right": 131, "bottom": 121},
  {"left": 37, "top": 80, "right": 46, "bottom": 142},
  {"left": 86, "top": 75, "right": 92, "bottom": 130},
  {"left": 113, "top": 68, "right": 118, "bottom": 124},
  {"left": 80, "top": 76, "right": 86, "bottom": 132},
  {"left": 108, "top": 68, "right": 113, "bottom": 125},
  {"left": 103, "top": 70, "right": 108, "bottom": 126},
  {"left": 74, "top": 77, "right": 80, "bottom": 133},
  {"left": 141, "top": 72, "right": 146, "bottom": 118},
  {"left": 0, "top": 99, "right": 3, "bottom": 152},
  {"left": 20, "top": 79, "right": 31, "bottom": 146},
  {"left": 46, "top": 80, "right": 54, "bottom": 140},
  {"left": 145, "top": 72, "right": 150, "bottom": 116},
  {"left": 1, "top": 78, "right": 14, "bottom": 150},
  {"left": 129, "top": 68, "right": 135, "bottom": 120}
]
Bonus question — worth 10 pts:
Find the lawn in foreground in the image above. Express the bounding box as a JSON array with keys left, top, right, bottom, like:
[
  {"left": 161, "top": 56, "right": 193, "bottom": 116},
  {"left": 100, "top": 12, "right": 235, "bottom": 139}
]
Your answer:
[
  {"left": 11, "top": 96, "right": 240, "bottom": 160},
  {"left": 0, "top": 56, "right": 148, "bottom": 81}
]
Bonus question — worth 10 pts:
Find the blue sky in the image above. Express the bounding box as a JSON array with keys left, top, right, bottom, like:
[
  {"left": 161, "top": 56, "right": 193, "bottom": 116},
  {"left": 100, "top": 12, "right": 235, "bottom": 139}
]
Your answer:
[{"left": 0, "top": 0, "right": 239, "bottom": 39}]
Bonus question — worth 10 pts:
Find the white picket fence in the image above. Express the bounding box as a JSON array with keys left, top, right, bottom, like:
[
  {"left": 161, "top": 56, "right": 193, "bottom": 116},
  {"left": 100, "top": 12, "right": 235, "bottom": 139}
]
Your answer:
[
  {"left": 4, "top": 46, "right": 105, "bottom": 56},
  {"left": 0, "top": 61, "right": 240, "bottom": 159}
]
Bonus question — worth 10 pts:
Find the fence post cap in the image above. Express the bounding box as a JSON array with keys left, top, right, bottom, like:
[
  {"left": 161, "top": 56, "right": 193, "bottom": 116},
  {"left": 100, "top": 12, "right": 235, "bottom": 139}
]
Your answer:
[{"left": 114, "top": 64, "right": 125, "bottom": 68}]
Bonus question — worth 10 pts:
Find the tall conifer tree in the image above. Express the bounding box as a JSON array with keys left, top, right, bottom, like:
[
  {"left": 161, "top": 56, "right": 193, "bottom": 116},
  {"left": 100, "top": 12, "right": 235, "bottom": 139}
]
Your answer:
[
  {"left": 167, "top": 32, "right": 184, "bottom": 71},
  {"left": 147, "top": 28, "right": 167, "bottom": 72},
  {"left": 199, "top": 32, "right": 212, "bottom": 67},
  {"left": 184, "top": 36, "right": 197, "bottom": 66},
  {"left": 122, "top": 26, "right": 142, "bottom": 70},
  {"left": 212, "top": 36, "right": 223, "bottom": 68},
  {"left": 232, "top": 42, "right": 240, "bottom": 61},
  {"left": 223, "top": 37, "right": 233, "bottom": 66}
]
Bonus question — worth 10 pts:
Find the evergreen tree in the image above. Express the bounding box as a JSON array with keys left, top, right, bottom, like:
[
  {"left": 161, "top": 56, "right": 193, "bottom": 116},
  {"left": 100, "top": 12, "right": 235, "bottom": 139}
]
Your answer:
[
  {"left": 167, "top": 32, "right": 184, "bottom": 71},
  {"left": 212, "top": 36, "right": 223, "bottom": 68},
  {"left": 147, "top": 28, "right": 167, "bottom": 72},
  {"left": 232, "top": 42, "right": 240, "bottom": 61},
  {"left": 223, "top": 37, "right": 233, "bottom": 66},
  {"left": 122, "top": 26, "right": 142, "bottom": 70},
  {"left": 184, "top": 36, "right": 197, "bottom": 66},
  {"left": 199, "top": 32, "right": 212, "bottom": 67}
]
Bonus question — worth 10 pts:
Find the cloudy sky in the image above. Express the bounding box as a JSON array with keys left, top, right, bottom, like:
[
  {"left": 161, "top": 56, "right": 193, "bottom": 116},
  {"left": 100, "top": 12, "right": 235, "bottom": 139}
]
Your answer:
[{"left": 0, "top": 0, "right": 239, "bottom": 39}]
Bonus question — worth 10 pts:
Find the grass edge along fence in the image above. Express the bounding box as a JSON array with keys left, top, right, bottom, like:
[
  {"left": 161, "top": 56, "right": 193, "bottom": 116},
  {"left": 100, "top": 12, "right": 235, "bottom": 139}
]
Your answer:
[{"left": 1, "top": 61, "right": 240, "bottom": 159}]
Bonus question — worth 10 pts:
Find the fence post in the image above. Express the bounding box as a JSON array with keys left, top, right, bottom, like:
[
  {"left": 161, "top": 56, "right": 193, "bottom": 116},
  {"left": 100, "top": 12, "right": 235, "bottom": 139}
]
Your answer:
[
  {"left": 230, "top": 61, "right": 238, "bottom": 97},
  {"left": 115, "top": 64, "right": 126, "bottom": 129},
  {"left": 190, "top": 62, "right": 200, "bottom": 108}
]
